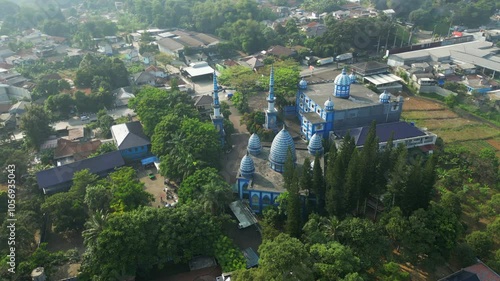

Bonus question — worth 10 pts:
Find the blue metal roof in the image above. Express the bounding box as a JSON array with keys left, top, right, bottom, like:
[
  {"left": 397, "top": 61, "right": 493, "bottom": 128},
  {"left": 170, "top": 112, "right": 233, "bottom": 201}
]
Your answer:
[
  {"left": 269, "top": 127, "right": 296, "bottom": 165},
  {"left": 36, "top": 151, "right": 125, "bottom": 190},
  {"left": 141, "top": 156, "right": 159, "bottom": 165},
  {"left": 335, "top": 121, "right": 427, "bottom": 147},
  {"left": 242, "top": 247, "right": 259, "bottom": 269}
]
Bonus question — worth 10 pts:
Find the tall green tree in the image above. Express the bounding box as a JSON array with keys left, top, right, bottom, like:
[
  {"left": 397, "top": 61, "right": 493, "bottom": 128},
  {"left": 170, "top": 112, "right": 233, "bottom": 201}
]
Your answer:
[
  {"left": 20, "top": 105, "right": 53, "bottom": 150},
  {"left": 312, "top": 155, "right": 325, "bottom": 214},
  {"left": 285, "top": 166, "right": 302, "bottom": 238},
  {"left": 258, "top": 233, "right": 313, "bottom": 281}
]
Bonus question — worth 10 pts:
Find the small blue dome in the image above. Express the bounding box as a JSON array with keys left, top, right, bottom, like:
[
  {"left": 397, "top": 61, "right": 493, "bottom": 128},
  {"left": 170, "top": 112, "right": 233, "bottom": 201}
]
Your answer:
[
  {"left": 334, "top": 68, "right": 351, "bottom": 99},
  {"left": 379, "top": 90, "right": 391, "bottom": 103},
  {"left": 349, "top": 73, "right": 356, "bottom": 84},
  {"left": 269, "top": 127, "right": 296, "bottom": 172},
  {"left": 324, "top": 97, "right": 334, "bottom": 111},
  {"left": 299, "top": 78, "right": 308, "bottom": 89},
  {"left": 308, "top": 133, "right": 324, "bottom": 156},
  {"left": 248, "top": 133, "right": 262, "bottom": 155},
  {"left": 240, "top": 153, "right": 255, "bottom": 179}
]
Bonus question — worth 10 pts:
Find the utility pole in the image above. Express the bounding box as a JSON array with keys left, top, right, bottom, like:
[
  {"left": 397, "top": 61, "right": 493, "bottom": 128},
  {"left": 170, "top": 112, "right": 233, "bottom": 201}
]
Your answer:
[{"left": 384, "top": 23, "right": 391, "bottom": 52}]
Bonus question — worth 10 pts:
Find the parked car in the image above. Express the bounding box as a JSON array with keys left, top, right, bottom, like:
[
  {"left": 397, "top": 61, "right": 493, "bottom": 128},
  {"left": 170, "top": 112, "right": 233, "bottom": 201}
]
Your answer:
[
  {"left": 80, "top": 115, "right": 90, "bottom": 121},
  {"left": 147, "top": 170, "right": 156, "bottom": 180}
]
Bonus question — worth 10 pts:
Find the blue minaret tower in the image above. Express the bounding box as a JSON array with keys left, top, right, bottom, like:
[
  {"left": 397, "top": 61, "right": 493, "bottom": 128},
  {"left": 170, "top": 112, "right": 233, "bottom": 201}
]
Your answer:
[
  {"left": 322, "top": 97, "right": 334, "bottom": 139},
  {"left": 211, "top": 71, "right": 225, "bottom": 146},
  {"left": 264, "top": 66, "right": 278, "bottom": 131}
]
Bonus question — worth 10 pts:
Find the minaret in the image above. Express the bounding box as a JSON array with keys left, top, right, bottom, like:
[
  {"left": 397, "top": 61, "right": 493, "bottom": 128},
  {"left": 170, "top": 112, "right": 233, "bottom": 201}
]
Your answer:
[
  {"left": 211, "top": 71, "right": 225, "bottom": 146},
  {"left": 322, "top": 97, "right": 334, "bottom": 139},
  {"left": 264, "top": 66, "right": 278, "bottom": 131}
]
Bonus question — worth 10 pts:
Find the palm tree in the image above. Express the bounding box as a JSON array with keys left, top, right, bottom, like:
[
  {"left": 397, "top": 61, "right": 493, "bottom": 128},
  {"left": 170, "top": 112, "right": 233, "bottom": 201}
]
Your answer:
[
  {"left": 199, "top": 180, "right": 233, "bottom": 215},
  {"left": 82, "top": 210, "right": 108, "bottom": 250}
]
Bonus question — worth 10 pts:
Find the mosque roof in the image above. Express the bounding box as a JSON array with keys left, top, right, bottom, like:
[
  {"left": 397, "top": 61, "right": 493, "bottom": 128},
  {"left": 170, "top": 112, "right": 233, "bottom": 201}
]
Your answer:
[
  {"left": 240, "top": 153, "right": 255, "bottom": 174},
  {"left": 248, "top": 133, "right": 262, "bottom": 151},
  {"left": 269, "top": 127, "right": 296, "bottom": 165},
  {"left": 334, "top": 68, "right": 351, "bottom": 86},
  {"left": 308, "top": 133, "right": 323, "bottom": 152}
]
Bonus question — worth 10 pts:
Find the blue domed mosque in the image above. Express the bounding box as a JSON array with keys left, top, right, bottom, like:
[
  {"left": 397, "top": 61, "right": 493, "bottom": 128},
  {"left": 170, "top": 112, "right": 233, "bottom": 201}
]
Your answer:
[{"left": 236, "top": 67, "right": 437, "bottom": 213}]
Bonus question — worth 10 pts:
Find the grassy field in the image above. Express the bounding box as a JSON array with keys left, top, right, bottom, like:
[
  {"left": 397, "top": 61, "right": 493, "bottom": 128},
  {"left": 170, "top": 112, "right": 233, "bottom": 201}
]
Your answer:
[{"left": 402, "top": 96, "right": 500, "bottom": 156}]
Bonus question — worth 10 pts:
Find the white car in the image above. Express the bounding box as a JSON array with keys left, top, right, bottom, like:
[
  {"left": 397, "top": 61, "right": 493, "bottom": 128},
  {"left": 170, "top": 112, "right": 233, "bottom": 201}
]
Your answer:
[{"left": 80, "top": 115, "right": 90, "bottom": 121}]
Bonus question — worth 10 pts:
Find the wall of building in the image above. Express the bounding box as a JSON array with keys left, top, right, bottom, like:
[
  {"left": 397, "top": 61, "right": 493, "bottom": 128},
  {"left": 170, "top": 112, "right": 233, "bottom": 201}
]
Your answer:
[
  {"left": 333, "top": 102, "right": 402, "bottom": 130},
  {"left": 120, "top": 145, "right": 149, "bottom": 160},
  {"left": 7, "top": 86, "right": 31, "bottom": 101}
]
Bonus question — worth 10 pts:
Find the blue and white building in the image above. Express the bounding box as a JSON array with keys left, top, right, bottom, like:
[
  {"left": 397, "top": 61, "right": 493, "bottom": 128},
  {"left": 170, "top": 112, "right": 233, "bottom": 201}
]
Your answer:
[{"left": 296, "top": 68, "right": 405, "bottom": 141}]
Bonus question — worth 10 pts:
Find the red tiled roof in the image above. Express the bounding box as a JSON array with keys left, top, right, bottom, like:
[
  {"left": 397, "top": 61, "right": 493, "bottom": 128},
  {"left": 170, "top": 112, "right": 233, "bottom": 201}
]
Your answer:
[
  {"left": 54, "top": 139, "right": 102, "bottom": 161},
  {"left": 465, "top": 262, "right": 500, "bottom": 281},
  {"left": 307, "top": 21, "right": 319, "bottom": 28}
]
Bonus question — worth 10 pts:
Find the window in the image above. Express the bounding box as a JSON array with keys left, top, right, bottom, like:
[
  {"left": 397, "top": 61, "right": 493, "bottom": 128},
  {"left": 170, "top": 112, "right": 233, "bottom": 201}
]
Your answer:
[
  {"left": 316, "top": 124, "right": 324, "bottom": 130},
  {"left": 300, "top": 103, "right": 303, "bottom": 108},
  {"left": 305, "top": 99, "right": 309, "bottom": 103},
  {"left": 391, "top": 104, "right": 399, "bottom": 111},
  {"left": 252, "top": 195, "right": 260, "bottom": 206},
  {"left": 262, "top": 196, "right": 271, "bottom": 205},
  {"left": 300, "top": 94, "right": 304, "bottom": 99},
  {"left": 303, "top": 119, "right": 307, "bottom": 124},
  {"left": 316, "top": 108, "right": 321, "bottom": 114}
]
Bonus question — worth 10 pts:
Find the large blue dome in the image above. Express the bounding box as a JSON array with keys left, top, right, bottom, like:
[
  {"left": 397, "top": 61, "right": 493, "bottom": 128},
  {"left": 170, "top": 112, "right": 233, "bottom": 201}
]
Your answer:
[
  {"left": 247, "top": 133, "right": 262, "bottom": 155},
  {"left": 308, "top": 133, "right": 324, "bottom": 156},
  {"left": 240, "top": 153, "right": 255, "bottom": 179},
  {"left": 334, "top": 68, "right": 351, "bottom": 99},
  {"left": 334, "top": 68, "right": 352, "bottom": 86},
  {"left": 269, "top": 127, "right": 296, "bottom": 172},
  {"left": 379, "top": 90, "right": 391, "bottom": 103}
]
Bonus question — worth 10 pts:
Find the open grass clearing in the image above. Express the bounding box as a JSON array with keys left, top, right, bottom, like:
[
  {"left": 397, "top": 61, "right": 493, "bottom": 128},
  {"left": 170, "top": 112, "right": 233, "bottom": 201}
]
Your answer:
[
  {"left": 431, "top": 125, "right": 500, "bottom": 142},
  {"left": 403, "top": 97, "right": 444, "bottom": 111},
  {"left": 414, "top": 118, "right": 479, "bottom": 130},
  {"left": 402, "top": 110, "right": 459, "bottom": 120}
]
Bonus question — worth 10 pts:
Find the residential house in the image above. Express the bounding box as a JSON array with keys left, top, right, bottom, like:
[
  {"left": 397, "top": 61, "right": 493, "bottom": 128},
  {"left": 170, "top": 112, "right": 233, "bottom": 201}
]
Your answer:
[
  {"left": 463, "top": 75, "right": 496, "bottom": 94},
  {"left": 124, "top": 49, "right": 139, "bottom": 62},
  {"left": 97, "top": 42, "right": 113, "bottom": 56},
  {"left": 193, "top": 94, "right": 213, "bottom": 119},
  {"left": 131, "top": 71, "right": 156, "bottom": 86},
  {"left": 145, "top": 65, "right": 167, "bottom": 78},
  {"left": 434, "top": 63, "right": 454, "bottom": 76},
  {"left": 54, "top": 138, "right": 102, "bottom": 166},
  {"left": 9, "top": 101, "right": 29, "bottom": 116},
  {"left": 303, "top": 22, "right": 327, "bottom": 38},
  {"left": 36, "top": 151, "right": 125, "bottom": 194},
  {"left": 333, "top": 10, "right": 350, "bottom": 20},
  {"left": 141, "top": 52, "right": 156, "bottom": 65},
  {"left": 383, "top": 9, "right": 396, "bottom": 18},
  {"left": 239, "top": 56, "right": 264, "bottom": 71},
  {"left": 113, "top": 86, "right": 135, "bottom": 108},
  {"left": 66, "top": 128, "right": 86, "bottom": 141},
  {"left": 456, "top": 63, "right": 476, "bottom": 74},
  {"left": 111, "top": 121, "right": 151, "bottom": 161},
  {"left": 266, "top": 45, "right": 297, "bottom": 58}
]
